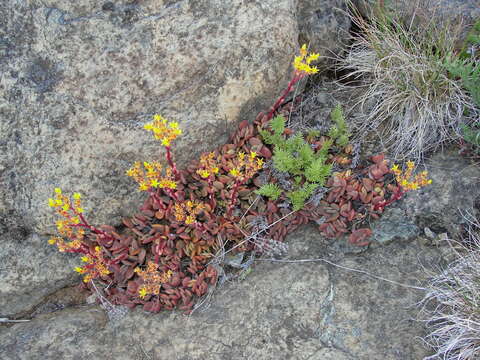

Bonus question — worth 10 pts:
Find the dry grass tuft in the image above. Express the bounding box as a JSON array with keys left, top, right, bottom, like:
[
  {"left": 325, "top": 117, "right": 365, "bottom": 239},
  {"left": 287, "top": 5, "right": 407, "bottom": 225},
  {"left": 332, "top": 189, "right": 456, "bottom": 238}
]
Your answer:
[
  {"left": 334, "top": 3, "right": 479, "bottom": 161},
  {"left": 419, "top": 210, "right": 480, "bottom": 359}
]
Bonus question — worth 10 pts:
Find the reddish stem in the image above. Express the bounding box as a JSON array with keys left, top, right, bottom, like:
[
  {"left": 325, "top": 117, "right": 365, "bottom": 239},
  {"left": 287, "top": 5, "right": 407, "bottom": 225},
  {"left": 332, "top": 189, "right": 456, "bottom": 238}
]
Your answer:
[
  {"left": 69, "top": 217, "right": 115, "bottom": 244},
  {"left": 226, "top": 179, "right": 242, "bottom": 218},
  {"left": 207, "top": 176, "right": 216, "bottom": 209},
  {"left": 165, "top": 146, "right": 180, "bottom": 180},
  {"left": 164, "top": 188, "right": 179, "bottom": 201},
  {"left": 373, "top": 188, "right": 405, "bottom": 211},
  {"left": 266, "top": 72, "right": 304, "bottom": 121}
]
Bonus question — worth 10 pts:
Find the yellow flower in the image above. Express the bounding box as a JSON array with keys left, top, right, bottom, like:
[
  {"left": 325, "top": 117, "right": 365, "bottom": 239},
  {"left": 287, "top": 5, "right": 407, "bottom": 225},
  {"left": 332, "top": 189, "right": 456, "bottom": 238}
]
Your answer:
[
  {"left": 250, "top": 151, "right": 257, "bottom": 159},
  {"left": 81, "top": 256, "right": 90, "bottom": 262},
  {"left": 48, "top": 198, "right": 56, "bottom": 207},
  {"left": 391, "top": 164, "right": 399, "bottom": 172},
  {"left": 150, "top": 179, "right": 160, "bottom": 188},
  {"left": 54, "top": 188, "right": 62, "bottom": 194},
  {"left": 62, "top": 203, "right": 70, "bottom": 211},
  {"left": 139, "top": 182, "right": 149, "bottom": 191},
  {"left": 230, "top": 168, "right": 240, "bottom": 177},
  {"left": 409, "top": 183, "right": 419, "bottom": 190},
  {"left": 197, "top": 169, "right": 210, "bottom": 178},
  {"left": 406, "top": 161, "right": 415, "bottom": 169},
  {"left": 139, "top": 287, "right": 148, "bottom": 299},
  {"left": 76, "top": 207, "right": 84, "bottom": 213},
  {"left": 71, "top": 217, "right": 80, "bottom": 224},
  {"left": 212, "top": 167, "right": 219, "bottom": 174},
  {"left": 144, "top": 114, "right": 182, "bottom": 146},
  {"left": 55, "top": 199, "right": 63, "bottom": 206},
  {"left": 294, "top": 45, "right": 320, "bottom": 74},
  {"left": 56, "top": 220, "right": 65, "bottom": 230},
  {"left": 74, "top": 267, "right": 86, "bottom": 274},
  {"left": 153, "top": 114, "right": 164, "bottom": 122},
  {"left": 300, "top": 43, "right": 308, "bottom": 57},
  {"left": 161, "top": 138, "right": 170, "bottom": 146},
  {"left": 73, "top": 192, "right": 81, "bottom": 200},
  {"left": 159, "top": 179, "right": 176, "bottom": 189},
  {"left": 306, "top": 53, "right": 320, "bottom": 64},
  {"left": 48, "top": 238, "right": 57, "bottom": 245}
]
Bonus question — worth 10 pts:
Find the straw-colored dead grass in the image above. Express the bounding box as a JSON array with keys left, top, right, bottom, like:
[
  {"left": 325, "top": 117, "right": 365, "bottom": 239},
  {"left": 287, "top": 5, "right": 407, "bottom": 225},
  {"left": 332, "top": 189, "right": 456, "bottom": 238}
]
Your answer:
[
  {"left": 335, "top": 3, "right": 479, "bottom": 161},
  {"left": 419, "top": 210, "right": 480, "bottom": 359}
]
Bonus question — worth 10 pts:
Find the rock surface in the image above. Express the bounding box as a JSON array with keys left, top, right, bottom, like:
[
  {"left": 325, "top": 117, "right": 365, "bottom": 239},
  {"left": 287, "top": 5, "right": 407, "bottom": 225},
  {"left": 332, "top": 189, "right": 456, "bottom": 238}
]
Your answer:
[
  {"left": 0, "top": 0, "right": 351, "bottom": 259},
  {"left": 0, "top": 233, "right": 79, "bottom": 317},
  {"left": 0, "top": 0, "right": 301, "bottom": 239},
  {"left": 0, "top": 224, "right": 443, "bottom": 359},
  {"left": 297, "top": 0, "right": 351, "bottom": 62},
  {"left": 373, "top": 150, "right": 480, "bottom": 244},
  {"left": 0, "top": 0, "right": 351, "bottom": 320}
]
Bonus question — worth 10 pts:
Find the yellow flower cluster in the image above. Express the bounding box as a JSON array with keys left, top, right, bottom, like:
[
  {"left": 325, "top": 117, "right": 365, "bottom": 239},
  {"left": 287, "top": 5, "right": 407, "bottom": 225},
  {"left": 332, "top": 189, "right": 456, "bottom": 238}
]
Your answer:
[
  {"left": 196, "top": 152, "right": 220, "bottom": 179},
  {"left": 134, "top": 261, "right": 173, "bottom": 298},
  {"left": 293, "top": 44, "right": 320, "bottom": 75},
  {"left": 126, "top": 161, "right": 177, "bottom": 192},
  {"left": 47, "top": 188, "right": 85, "bottom": 251},
  {"left": 143, "top": 114, "right": 182, "bottom": 147},
  {"left": 174, "top": 200, "right": 205, "bottom": 225},
  {"left": 228, "top": 151, "right": 264, "bottom": 181},
  {"left": 391, "top": 161, "right": 432, "bottom": 191},
  {"left": 74, "top": 246, "right": 111, "bottom": 283}
]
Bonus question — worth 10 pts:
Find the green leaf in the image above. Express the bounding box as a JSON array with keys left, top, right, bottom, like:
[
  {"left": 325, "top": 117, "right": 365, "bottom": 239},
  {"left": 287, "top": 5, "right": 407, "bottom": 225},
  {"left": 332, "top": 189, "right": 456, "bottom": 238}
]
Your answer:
[
  {"left": 298, "top": 142, "right": 314, "bottom": 167},
  {"left": 305, "top": 159, "right": 332, "bottom": 184},
  {"left": 328, "top": 104, "right": 350, "bottom": 146},
  {"left": 270, "top": 116, "right": 285, "bottom": 135},
  {"left": 255, "top": 183, "right": 283, "bottom": 201},
  {"left": 287, "top": 182, "right": 318, "bottom": 211},
  {"left": 259, "top": 129, "right": 274, "bottom": 145},
  {"left": 285, "top": 133, "right": 304, "bottom": 153},
  {"left": 307, "top": 129, "right": 321, "bottom": 138},
  {"left": 273, "top": 148, "right": 296, "bottom": 173}
]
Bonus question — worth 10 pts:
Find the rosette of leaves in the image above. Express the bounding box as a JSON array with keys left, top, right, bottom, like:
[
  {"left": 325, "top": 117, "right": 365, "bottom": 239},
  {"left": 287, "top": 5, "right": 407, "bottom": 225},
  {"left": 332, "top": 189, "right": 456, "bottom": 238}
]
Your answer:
[
  {"left": 328, "top": 104, "right": 350, "bottom": 148},
  {"left": 256, "top": 115, "right": 332, "bottom": 211}
]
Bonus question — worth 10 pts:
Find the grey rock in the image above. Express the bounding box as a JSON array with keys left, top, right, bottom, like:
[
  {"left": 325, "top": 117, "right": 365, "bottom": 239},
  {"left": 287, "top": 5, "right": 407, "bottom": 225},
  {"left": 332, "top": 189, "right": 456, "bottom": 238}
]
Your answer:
[
  {"left": 401, "top": 151, "right": 480, "bottom": 240},
  {"left": 366, "top": 150, "right": 480, "bottom": 246},
  {"left": 0, "top": 0, "right": 352, "bottom": 290},
  {"left": 0, "top": 224, "right": 442, "bottom": 359},
  {"left": 0, "top": 233, "right": 79, "bottom": 317},
  {"left": 297, "top": 0, "right": 351, "bottom": 63},
  {"left": 0, "top": 0, "right": 350, "bottom": 317},
  {"left": 424, "top": 227, "right": 436, "bottom": 240},
  {"left": 0, "top": 0, "right": 301, "bottom": 241},
  {"left": 371, "top": 207, "right": 420, "bottom": 244}
]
